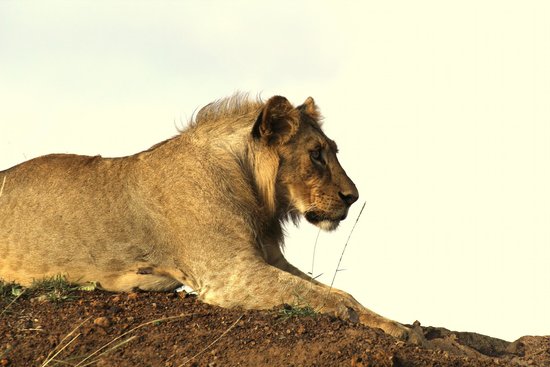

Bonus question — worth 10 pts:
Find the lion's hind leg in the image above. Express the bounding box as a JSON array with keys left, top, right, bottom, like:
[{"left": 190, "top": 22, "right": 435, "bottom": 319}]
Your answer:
[{"left": 97, "top": 269, "right": 182, "bottom": 292}]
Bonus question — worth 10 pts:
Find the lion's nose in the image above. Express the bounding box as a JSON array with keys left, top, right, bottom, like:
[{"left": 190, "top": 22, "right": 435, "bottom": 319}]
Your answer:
[{"left": 338, "top": 191, "right": 358, "bottom": 206}]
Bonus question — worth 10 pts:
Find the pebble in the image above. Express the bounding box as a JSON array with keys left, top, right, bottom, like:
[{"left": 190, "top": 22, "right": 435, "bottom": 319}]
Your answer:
[{"left": 93, "top": 316, "right": 111, "bottom": 328}]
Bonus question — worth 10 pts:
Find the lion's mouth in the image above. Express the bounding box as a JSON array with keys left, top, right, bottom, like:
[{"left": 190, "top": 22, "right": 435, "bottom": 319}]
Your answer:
[
  {"left": 305, "top": 210, "right": 347, "bottom": 231},
  {"left": 305, "top": 211, "right": 327, "bottom": 223},
  {"left": 305, "top": 210, "right": 347, "bottom": 223}
]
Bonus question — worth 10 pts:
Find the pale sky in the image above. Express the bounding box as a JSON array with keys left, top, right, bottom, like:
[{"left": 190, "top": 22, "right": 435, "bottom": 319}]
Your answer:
[{"left": 1, "top": 1, "right": 549, "bottom": 342}]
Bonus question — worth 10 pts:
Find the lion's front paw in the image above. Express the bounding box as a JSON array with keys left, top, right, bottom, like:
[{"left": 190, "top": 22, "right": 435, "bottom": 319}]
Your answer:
[
  {"left": 382, "top": 321, "right": 409, "bottom": 339},
  {"left": 359, "top": 314, "right": 425, "bottom": 345},
  {"left": 383, "top": 321, "right": 425, "bottom": 345}
]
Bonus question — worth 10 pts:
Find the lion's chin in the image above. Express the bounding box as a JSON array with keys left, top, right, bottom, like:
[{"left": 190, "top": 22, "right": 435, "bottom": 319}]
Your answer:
[
  {"left": 316, "top": 220, "right": 340, "bottom": 231},
  {"left": 305, "top": 211, "right": 341, "bottom": 232}
]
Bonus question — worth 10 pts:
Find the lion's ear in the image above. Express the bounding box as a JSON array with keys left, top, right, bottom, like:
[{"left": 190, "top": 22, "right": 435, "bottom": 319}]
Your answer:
[
  {"left": 298, "top": 96, "right": 321, "bottom": 120},
  {"left": 252, "top": 96, "right": 299, "bottom": 145}
]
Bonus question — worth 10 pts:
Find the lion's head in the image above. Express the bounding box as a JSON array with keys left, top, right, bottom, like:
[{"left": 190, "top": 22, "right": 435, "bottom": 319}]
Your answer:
[{"left": 252, "top": 96, "right": 359, "bottom": 231}]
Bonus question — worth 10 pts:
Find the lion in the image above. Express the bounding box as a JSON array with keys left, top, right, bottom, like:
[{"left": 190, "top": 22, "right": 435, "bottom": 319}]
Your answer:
[{"left": 0, "top": 94, "right": 420, "bottom": 342}]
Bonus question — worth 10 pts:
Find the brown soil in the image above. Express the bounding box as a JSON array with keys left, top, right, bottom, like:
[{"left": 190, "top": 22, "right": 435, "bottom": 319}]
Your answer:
[{"left": 1, "top": 290, "right": 548, "bottom": 367}]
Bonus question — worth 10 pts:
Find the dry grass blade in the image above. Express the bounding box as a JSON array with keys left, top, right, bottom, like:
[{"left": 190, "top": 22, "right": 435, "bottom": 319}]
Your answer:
[
  {"left": 328, "top": 201, "right": 366, "bottom": 293},
  {"left": 309, "top": 228, "right": 321, "bottom": 284},
  {"left": 41, "top": 334, "right": 81, "bottom": 367},
  {"left": 0, "top": 288, "right": 25, "bottom": 317},
  {"left": 74, "top": 313, "right": 191, "bottom": 367},
  {"left": 40, "top": 316, "right": 92, "bottom": 367},
  {"left": 178, "top": 314, "right": 243, "bottom": 366},
  {"left": 77, "top": 336, "right": 138, "bottom": 367}
]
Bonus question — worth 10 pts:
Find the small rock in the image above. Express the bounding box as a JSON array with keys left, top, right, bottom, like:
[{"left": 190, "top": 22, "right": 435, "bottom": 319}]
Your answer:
[
  {"left": 1, "top": 358, "right": 10, "bottom": 366},
  {"left": 93, "top": 316, "right": 111, "bottom": 328},
  {"left": 127, "top": 292, "right": 139, "bottom": 300}
]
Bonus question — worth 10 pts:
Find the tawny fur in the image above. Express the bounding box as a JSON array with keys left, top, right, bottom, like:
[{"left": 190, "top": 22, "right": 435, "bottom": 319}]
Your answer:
[{"left": 0, "top": 94, "right": 420, "bottom": 343}]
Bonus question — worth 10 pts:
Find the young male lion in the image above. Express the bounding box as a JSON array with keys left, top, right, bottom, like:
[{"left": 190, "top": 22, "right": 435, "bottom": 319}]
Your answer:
[{"left": 0, "top": 94, "right": 419, "bottom": 342}]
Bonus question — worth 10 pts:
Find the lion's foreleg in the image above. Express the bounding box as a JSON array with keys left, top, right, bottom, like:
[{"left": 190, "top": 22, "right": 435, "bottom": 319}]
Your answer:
[
  {"left": 196, "top": 261, "right": 419, "bottom": 343},
  {"left": 266, "top": 249, "right": 322, "bottom": 285}
]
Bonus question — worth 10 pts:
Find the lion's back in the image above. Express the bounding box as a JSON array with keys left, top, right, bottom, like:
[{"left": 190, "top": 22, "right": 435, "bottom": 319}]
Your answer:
[
  {"left": 0, "top": 154, "right": 144, "bottom": 285},
  {"left": 0, "top": 154, "right": 128, "bottom": 215}
]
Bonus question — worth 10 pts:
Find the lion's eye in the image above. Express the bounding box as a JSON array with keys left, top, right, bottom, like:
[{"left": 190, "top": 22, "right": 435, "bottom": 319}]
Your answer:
[{"left": 310, "top": 149, "right": 324, "bottom": 165}]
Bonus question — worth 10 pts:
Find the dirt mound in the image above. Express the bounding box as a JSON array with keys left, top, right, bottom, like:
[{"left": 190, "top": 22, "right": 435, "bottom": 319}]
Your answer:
[{"left": 1, "top": 290, "right": 548, "bottom": 366}]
